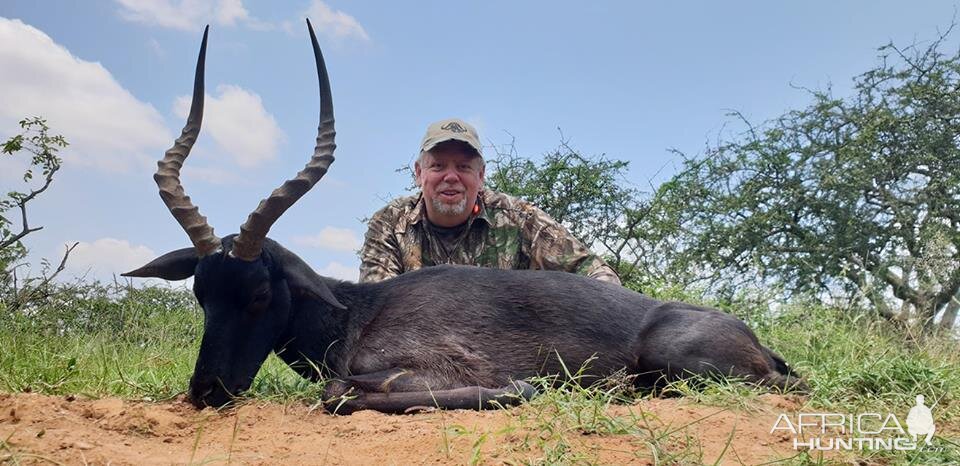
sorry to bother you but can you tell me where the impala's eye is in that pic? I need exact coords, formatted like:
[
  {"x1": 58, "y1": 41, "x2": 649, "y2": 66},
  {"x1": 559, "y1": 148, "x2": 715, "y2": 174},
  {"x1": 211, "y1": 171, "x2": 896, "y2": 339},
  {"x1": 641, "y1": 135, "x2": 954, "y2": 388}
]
[{"x1": 247, "y1": 282, "x2": 272, "y2": 311}]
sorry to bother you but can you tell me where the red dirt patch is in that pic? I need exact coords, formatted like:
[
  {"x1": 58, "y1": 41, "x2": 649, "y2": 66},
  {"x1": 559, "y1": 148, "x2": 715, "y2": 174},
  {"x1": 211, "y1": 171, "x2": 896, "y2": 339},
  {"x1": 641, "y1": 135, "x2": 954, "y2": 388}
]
[{"x1": 0, "y1": 392, "x2": 835, "y2": 464}]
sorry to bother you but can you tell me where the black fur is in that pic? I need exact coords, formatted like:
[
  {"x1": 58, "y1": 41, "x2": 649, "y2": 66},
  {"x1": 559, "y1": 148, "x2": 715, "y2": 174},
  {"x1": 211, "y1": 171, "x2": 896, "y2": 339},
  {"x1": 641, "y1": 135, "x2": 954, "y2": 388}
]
[{"x1": 124, "y1": 236, "x2": 806, "y2": 413}]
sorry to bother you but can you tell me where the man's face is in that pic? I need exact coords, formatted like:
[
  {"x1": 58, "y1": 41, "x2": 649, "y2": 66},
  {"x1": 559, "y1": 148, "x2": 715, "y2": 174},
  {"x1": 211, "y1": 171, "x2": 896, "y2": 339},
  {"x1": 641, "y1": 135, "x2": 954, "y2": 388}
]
[{"x1": 415, "y1": 142, "x2": 485, "y2": 227}]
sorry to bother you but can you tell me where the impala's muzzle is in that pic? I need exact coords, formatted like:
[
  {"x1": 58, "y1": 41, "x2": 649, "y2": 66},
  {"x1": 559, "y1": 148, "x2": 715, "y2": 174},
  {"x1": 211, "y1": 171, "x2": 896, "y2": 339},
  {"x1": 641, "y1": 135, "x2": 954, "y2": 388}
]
[{"x1": 188, "y1": 374, "x2": 251, "y2": 408}]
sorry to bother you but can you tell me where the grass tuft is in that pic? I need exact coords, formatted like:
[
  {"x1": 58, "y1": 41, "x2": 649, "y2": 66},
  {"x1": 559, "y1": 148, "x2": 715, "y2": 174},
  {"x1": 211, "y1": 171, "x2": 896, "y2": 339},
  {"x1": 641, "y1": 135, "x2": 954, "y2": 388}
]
[{"x1": 1, "y1": 281, "x2": 958, "y2": 464}]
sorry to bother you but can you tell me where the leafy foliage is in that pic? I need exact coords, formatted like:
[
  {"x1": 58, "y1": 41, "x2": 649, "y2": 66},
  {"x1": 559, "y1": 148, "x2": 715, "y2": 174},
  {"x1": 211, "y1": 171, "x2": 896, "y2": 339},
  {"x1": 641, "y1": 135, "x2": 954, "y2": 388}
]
[
  {"x1": 646, "y1": 34, "x2": 960, "y2": 328},
  {"x1": 487, "y1": 33, "x2": 960, "y2": 331},
  {"x1": 486, "y1": 140, "x2": 676, "y2": 292},
  {"x1": 1, "y1": 117, "x2": 70, "y2": 308},
  {"x1": 486, "y1": 139, "x2": 636, "y2": 250}
]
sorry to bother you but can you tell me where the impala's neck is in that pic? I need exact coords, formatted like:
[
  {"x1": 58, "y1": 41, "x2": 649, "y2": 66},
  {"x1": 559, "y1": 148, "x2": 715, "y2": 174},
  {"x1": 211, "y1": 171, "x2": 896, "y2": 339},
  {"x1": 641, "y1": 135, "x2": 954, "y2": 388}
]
[{"x1": 272, "y1": 280, "x2": 377, "y2": 381}]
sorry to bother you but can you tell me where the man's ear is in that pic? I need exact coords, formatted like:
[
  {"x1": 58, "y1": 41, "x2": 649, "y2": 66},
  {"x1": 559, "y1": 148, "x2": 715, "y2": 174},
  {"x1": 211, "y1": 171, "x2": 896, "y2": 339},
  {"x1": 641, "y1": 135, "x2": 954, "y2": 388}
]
[
  {"x1": 413, "y1": 158, "x2": 423, "y2": 187},
  {"x1": 121, "y1": 247, "x2": 198, "y2": 281}
]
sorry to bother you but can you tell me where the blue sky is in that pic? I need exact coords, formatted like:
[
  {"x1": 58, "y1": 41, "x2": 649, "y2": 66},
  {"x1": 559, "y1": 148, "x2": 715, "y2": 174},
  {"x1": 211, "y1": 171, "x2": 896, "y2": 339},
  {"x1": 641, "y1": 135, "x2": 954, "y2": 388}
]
[{"x1": 0, "y1": 1, "x2": 956, "y2": 285}]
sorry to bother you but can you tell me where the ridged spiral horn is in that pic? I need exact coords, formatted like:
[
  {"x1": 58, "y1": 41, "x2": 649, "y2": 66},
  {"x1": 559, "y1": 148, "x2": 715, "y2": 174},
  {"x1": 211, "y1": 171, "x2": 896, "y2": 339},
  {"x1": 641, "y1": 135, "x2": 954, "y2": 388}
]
[
  {"x1": 230, "y1": 19, "x2": 336, "y2": 261},
  {"x1": 154, "y1": 25, "x2": 221, "y2": 257}
]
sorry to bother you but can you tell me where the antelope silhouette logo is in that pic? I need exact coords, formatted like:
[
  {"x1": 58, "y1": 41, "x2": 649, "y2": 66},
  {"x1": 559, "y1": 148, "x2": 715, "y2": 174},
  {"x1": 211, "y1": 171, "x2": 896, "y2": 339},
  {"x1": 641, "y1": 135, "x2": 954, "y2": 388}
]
[
  {"x1": 441, "y1": 122, "x2": 467, "y2": 133},
  {"x1": 906, "y1": 394, "x2": 936, "y2": 445}
]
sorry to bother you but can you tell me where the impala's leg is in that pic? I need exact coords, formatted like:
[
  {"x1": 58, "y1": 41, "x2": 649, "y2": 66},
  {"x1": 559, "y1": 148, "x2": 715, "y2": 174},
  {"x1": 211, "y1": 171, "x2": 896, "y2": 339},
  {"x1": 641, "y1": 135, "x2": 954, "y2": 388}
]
[{"x1": 323, "y1": 368, "x2": 537, "y2": 414}]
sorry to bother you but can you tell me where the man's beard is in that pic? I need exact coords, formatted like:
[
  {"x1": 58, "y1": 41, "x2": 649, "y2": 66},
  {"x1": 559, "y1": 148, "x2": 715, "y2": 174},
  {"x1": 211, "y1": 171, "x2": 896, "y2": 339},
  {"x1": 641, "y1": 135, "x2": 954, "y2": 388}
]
[{"x1": 431, "y1": 197, "x2": 467, "y2": 215}]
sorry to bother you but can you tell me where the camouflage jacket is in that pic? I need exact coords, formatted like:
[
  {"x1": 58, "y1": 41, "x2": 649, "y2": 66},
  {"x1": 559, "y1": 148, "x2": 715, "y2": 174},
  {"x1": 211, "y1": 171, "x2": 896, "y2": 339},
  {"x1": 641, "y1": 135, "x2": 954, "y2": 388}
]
[{"x1": 359, "y1": 190, "x2": 621, "y2": 285}]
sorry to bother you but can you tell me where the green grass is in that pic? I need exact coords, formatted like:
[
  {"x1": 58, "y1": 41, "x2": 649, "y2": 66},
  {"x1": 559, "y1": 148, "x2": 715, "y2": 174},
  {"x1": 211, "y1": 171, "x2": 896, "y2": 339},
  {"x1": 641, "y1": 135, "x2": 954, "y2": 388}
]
[
  {"x1": 0, "y1": 285, "x2": 197, "y2": 399},
  {"x1": 1, "y1": 282, "x2": 958, "y2": 464},
  {"x1": 760, "y1": 304, "x2": 960, "y2": 465},
  {"x1": 756, "y1": 302, "x2": 960, "y2": 417},
  {"x1": 0, "y1": 284, "x2": 319, "y2": 403}
]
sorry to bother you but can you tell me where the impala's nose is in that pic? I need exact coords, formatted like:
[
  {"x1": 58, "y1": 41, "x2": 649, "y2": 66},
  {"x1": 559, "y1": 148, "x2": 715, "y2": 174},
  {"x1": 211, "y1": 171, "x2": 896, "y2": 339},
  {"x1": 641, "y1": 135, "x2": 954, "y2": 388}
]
[{"x1": 188, "y1": 375, "x2": 243, "y2": 408}]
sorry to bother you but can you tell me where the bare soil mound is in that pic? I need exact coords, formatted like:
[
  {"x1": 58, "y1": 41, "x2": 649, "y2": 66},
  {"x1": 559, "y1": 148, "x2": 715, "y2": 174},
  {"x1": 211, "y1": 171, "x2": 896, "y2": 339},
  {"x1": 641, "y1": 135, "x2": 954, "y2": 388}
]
[{"x1": 0, "y1": 392, "x2": 818, "y2": 464}]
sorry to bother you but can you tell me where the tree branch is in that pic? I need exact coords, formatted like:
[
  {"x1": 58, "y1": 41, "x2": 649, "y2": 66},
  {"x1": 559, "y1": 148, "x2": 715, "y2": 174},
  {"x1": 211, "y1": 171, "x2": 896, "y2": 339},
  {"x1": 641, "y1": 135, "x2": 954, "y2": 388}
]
[
  {"x1": 0, "y1": 167, "x2": 56, "y2": 250},
  {"x1": 8, "y1": 242, "x2": 78, "y2": 312},
  {"x1": 939, "y1": 293, "x2": 960, "y2": 330}
]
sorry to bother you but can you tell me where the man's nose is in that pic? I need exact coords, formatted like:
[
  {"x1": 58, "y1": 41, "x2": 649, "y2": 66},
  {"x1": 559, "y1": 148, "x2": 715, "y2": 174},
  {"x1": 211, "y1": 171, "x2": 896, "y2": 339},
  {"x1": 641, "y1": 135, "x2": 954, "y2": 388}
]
[{"x1": 441, "y1": 169, "x2": 459, "y2": 183}]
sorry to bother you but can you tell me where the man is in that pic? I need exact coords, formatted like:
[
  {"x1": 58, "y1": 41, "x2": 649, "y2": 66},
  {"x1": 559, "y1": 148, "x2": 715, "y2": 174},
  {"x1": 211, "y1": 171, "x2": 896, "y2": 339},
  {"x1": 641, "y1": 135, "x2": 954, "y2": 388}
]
[{"x1": 359, "y1": 118, "x2": 621, "y2": 285}]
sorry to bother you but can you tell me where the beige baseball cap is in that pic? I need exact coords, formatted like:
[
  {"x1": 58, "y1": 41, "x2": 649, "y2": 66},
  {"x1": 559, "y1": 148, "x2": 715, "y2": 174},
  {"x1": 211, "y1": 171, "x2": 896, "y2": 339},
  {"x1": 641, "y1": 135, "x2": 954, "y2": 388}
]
[{"x1": 419, "y1": 118, "x2": 482, "y2": 156}]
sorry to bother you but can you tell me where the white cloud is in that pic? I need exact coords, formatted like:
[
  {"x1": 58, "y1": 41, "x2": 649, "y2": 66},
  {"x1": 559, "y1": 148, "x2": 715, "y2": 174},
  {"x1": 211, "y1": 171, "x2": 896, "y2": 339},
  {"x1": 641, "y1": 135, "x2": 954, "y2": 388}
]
[
  {"x1": 115, "y1": 0, "x2": 368, "y2": 42},
  {"x1": 114, "y1": 0, "x2": 258, "y2": 31},
  {"x1": 63, "y1": 238, "x2": 157, "y2": 281},
  {"x1": 174, "y1": 84, "x2": 284, "y2": 168},
  {"x1": 317, "y1": 261, "x2": 359, "y2": 281},
  {"x1": 115, "y1": 0, "x2": 193, "y2": 30},
  {"x1": 292, "y1": 227, "x2": 360, "y2": 252},
  {"x1": 0, "y1": 18, "x2": 171, "y2": 173},
  {"x1": 215, "y1": 0, "x2": 250, "y2": 26},
  {"x1": 303, "y1": 0, "x2": 370, "y2": 42},
  {"x1": 148, "y1": 37, "x2": 165, "y2": 57}
]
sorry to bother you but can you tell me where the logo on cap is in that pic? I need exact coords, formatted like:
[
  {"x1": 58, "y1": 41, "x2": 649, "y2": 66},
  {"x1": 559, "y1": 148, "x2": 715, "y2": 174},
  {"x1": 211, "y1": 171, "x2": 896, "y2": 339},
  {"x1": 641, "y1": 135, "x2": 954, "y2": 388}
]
[{"x1": 441, "y1": 122, "x2": 468, "y2": 133}]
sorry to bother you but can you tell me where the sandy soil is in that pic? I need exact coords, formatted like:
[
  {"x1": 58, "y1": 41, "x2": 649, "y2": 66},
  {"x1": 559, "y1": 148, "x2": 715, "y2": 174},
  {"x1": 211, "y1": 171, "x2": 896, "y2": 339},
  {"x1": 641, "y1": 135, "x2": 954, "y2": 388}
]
[{"x1": 0, "y1": 392, "x2": 825, "y2": 465}]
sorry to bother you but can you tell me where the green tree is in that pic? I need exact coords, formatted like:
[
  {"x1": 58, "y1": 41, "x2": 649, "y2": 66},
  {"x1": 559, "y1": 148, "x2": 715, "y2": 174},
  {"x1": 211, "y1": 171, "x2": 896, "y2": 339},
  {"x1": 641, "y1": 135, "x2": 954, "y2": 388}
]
[
  {"x1": 487, "y1": 138, "x2": 726, "y2": 293},
  {"x1": 646, "y1": 34, "x2": 960, "y2": 330},
  {"x1": 1, "y1": 117, "x2": 70, "y2": 299},
  {"x1": 486, "y1": 139, "x2": 636, "y2": 249}
]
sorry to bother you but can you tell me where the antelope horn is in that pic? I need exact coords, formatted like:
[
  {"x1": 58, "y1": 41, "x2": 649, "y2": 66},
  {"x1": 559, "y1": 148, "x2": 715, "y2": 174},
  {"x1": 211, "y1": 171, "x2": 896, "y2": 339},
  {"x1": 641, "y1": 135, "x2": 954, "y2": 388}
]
[
  {"x1": 231, "y1": 18, "x2": 335, "y2": 261},
  {"x1": 155, "y1": 25, "x2": 221, "y2": 257}
]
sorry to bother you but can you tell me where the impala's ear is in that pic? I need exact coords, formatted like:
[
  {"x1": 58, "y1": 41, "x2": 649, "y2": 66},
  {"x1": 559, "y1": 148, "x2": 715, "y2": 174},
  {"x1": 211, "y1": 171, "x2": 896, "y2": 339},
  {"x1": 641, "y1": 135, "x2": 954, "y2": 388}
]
[
  {"x1": 269, "y1": 242, "x2": 346, "y2": 310},
  {"x1": 121, "y1": 247, "x2": 198, "y2": 281},
  {"x1": 284, "y1": 261, "x2": 347, "y2": 310}
]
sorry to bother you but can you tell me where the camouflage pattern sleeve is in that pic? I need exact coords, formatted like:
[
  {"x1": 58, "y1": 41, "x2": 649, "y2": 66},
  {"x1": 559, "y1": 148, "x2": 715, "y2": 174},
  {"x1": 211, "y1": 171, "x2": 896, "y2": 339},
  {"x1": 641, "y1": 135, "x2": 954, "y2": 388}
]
[
  {"x1": 359, "y1": 203, "x2": 404, "y2": 283},
  {"x1": 521, "y1": 204, "x2": 622, "y2": 285},
  {"x1": 584, "y1": 261, "x2": 622, "y2": 285}
]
